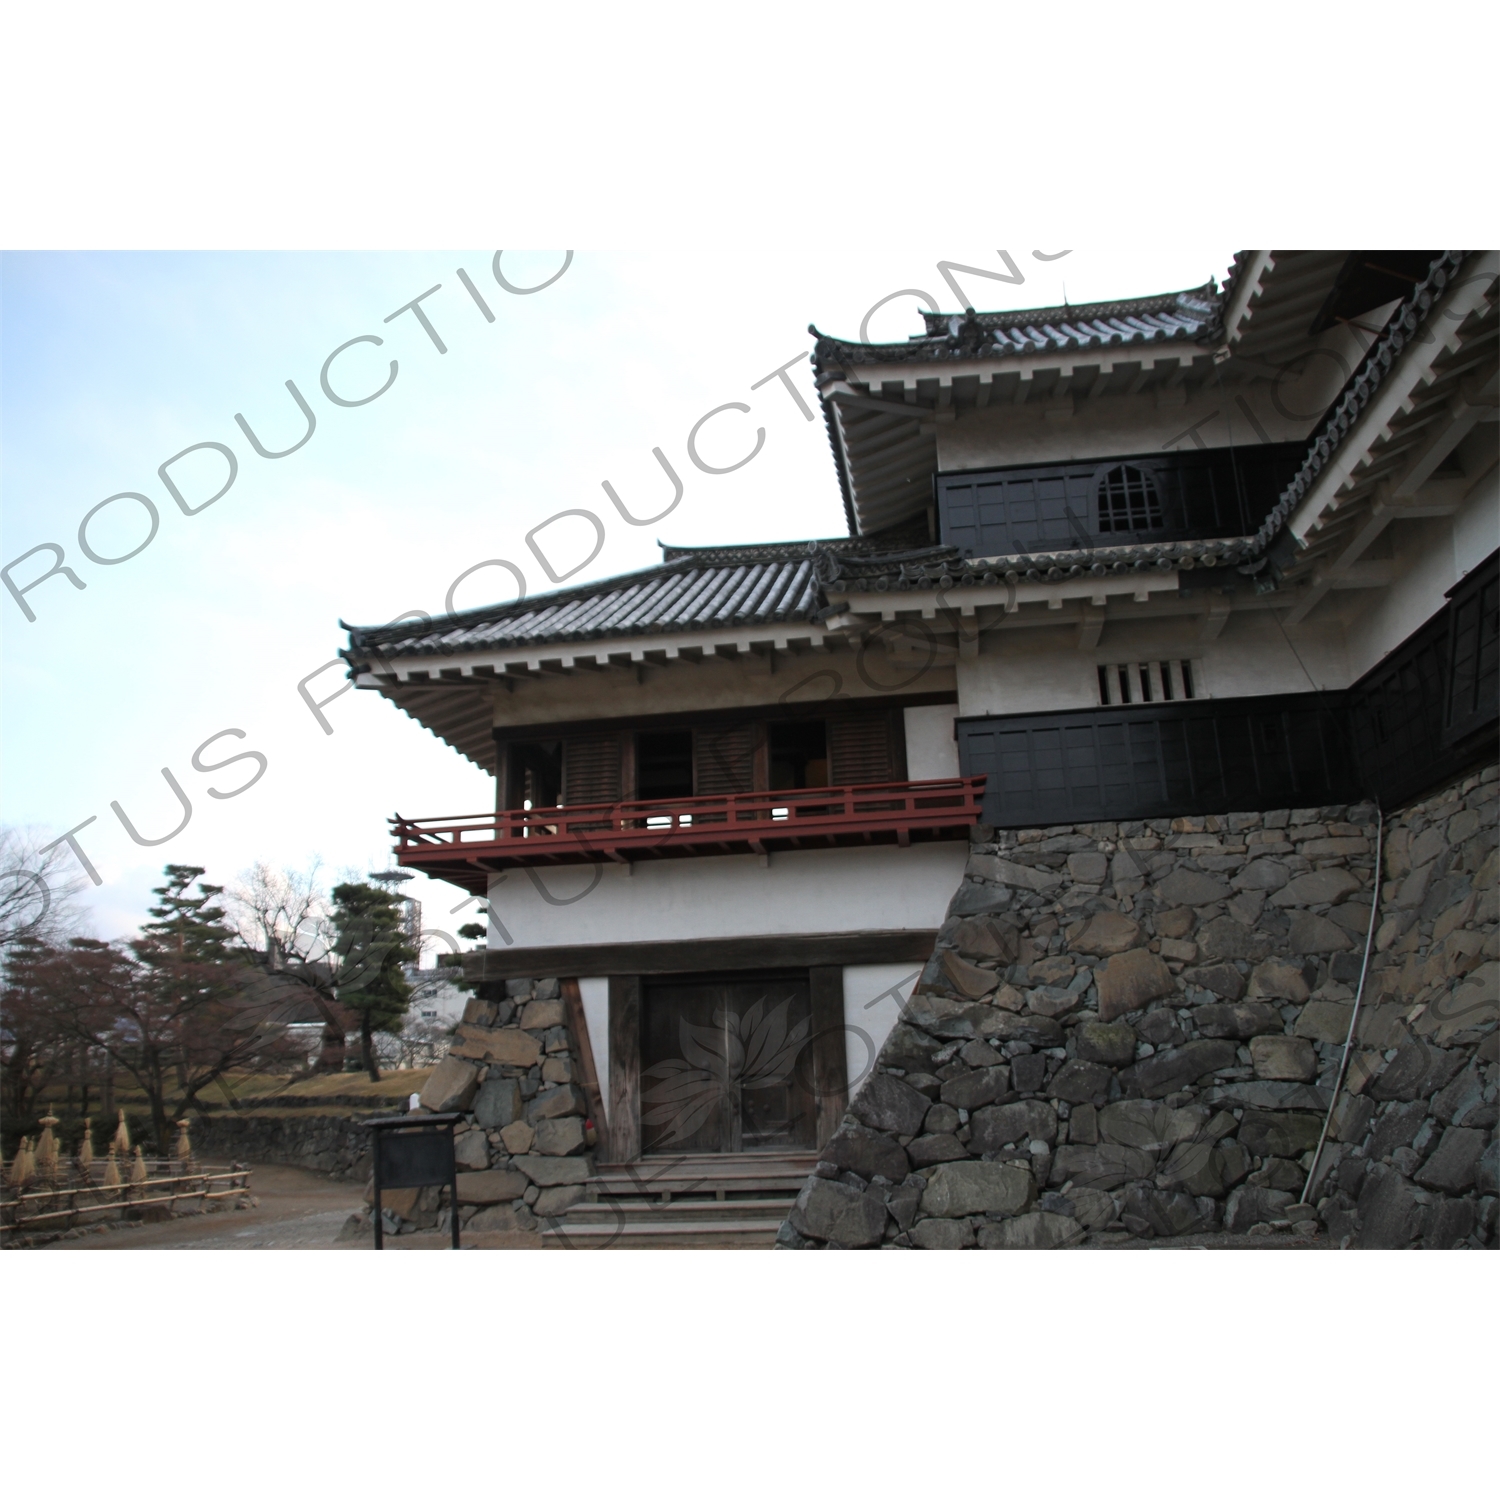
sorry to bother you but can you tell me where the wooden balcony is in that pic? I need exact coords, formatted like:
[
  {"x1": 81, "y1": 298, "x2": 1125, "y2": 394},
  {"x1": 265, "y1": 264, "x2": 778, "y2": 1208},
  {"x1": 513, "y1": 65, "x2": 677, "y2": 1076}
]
[{"x1": 391, "y1": 776, "x2": 987, "y2": 893}]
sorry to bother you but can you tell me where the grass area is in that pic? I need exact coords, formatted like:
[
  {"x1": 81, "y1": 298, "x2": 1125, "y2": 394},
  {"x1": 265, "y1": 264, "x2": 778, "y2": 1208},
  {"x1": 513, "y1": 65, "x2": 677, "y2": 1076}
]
[{"x1": 31, "y1": 1067, "x2": 434, "y2": 1113}]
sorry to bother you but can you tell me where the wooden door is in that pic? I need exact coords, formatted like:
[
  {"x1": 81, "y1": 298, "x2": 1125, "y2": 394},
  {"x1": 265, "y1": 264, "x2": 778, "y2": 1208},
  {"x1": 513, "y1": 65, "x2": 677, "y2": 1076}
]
[{"x1": 639, "y1": 971, "x2": 817, "y2": 1155}]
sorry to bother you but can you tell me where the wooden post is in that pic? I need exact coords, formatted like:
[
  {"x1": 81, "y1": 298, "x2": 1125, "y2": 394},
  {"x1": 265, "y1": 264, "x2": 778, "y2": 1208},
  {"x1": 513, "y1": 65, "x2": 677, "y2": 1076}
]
[
  {"x1": 560, "y1": 979, "x2": 607, "y2": 1145},
  {"x1": 808, "y1": 967, "x2": 850, "y2": 1149},
  {"x1": 606, "y1": 975, "x2": 641, "y2": 1163}
]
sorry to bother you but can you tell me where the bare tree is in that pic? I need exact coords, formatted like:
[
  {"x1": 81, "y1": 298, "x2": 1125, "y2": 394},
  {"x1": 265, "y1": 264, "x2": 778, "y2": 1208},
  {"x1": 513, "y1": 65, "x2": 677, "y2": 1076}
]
[
  {"x1": 0, "y1": 826, "x2": 90, "y2": 952},
  {"x1": 226, "y1": 862, "x2": 359, "y2": 1072}
]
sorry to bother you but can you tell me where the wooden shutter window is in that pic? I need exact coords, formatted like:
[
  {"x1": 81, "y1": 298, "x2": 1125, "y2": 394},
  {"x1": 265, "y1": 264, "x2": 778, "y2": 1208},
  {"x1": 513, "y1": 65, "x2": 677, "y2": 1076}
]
[
  {"x1": 694, "y1": 722, "x2": 755, "y2": 796},
  {"x1": 828, "y1": 712, "x2": 898, "y2": 785},
  {"x1": 563, "y1": 735, "x2": 622, "y2": 807}
]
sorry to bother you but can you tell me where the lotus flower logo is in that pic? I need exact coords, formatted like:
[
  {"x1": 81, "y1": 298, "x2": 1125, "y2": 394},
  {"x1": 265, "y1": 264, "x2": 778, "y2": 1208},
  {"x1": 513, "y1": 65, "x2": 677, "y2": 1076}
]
[{"x1": 640, "y1": 995, "x2": 812, "y2": 1147}]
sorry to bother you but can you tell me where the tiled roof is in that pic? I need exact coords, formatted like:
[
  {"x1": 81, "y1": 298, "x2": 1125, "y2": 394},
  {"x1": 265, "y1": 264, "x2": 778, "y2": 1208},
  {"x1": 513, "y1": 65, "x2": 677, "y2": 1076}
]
[
  {"x1": 346, "y1": 544, "x2": 833, "y2": 659},
  {"x1": 810, "y1": 284, "x2": 1220, "y2": 372},
  {"x1": 1254, "y1": 251, "x2": 1469, "y2": 553}
]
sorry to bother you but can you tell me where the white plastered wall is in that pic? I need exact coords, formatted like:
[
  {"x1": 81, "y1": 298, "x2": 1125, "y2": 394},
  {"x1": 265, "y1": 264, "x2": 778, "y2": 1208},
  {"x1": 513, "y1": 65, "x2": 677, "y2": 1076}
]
[
  {"x1": 903, "y1": 703, "x2": 960, "y2": 778},
  {"x1": 486, "y1": 842, "x2": 968, "y2": 952},
  {"x1": 842, "y1": 964, "x2": 921, "y2": 1100},
  {"x1": 1343, "y1": 465, "x2": 1499, "y2": 682},
  {"x1": 578, "y1": 976, "x2": 610, "y2": 1125}
]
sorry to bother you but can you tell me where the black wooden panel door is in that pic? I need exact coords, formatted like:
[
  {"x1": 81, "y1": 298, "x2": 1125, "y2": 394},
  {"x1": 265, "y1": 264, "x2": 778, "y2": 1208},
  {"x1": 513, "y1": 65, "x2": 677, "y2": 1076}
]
[{"x1": 639, "y1": 971, "x2": 816, "y2": 1155}]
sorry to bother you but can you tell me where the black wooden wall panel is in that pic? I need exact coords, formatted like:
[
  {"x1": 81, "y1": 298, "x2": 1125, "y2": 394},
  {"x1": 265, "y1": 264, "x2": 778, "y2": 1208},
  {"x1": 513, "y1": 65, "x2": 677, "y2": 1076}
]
[
  {"x1": 958, "y1": 694, "x2": 1359, "y2": 827},
  {"x1": 936, "y1": 442, "x2": 1306, "y2": 557}
]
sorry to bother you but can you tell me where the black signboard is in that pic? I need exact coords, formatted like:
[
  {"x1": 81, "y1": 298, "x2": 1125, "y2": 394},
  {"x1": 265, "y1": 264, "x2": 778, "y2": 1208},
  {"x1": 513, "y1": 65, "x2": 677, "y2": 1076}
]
[{"x1": 365, "y1": 1112, "x2": 463, "y2": 1250}]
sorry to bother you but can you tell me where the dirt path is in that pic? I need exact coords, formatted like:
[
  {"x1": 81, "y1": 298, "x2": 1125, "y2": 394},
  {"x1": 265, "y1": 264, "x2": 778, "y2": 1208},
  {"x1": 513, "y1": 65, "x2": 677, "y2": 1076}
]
[{"x1": 47, "y1": 1161, "x2": 367, "y2": 1251}]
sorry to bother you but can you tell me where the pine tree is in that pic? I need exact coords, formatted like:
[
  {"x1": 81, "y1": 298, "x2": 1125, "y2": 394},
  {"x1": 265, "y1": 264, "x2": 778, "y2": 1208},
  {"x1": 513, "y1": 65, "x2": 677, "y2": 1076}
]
[{"x1": 330, "y1": 883, "x2": 416, "y2": 1082}]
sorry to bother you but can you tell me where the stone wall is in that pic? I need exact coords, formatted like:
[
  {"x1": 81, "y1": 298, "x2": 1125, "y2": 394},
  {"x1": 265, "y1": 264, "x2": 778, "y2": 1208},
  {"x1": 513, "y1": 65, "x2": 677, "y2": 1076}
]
[
  {"x1": 780, "y1": 767, "x2": 1499, "y2": 1250},
  {"x1": 347, "y1": 977, "x2": 594, "y2": 1238},
  {"x1": 189, "y1": 1111, "x2": 375, "y2": 1177}
]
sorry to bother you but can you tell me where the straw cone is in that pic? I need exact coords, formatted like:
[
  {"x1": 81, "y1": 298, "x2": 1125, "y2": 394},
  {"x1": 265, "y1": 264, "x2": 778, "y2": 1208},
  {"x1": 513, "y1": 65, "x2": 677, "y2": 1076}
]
[
  {"x1": 78, "y1": 1122, "x2": 95, "y2": 1172},
  {"x1": 35, "y1": 1112, "x2": 60, "y2": 1174},
  {"x1": 102, "y1": 1148, "x2": 122, "y2": 1188},
  {"x1": 130, "y1": 1145, "x2": 149, "y2": 1185},
  {"x1": 175, "y1": 1118, "x2": 193, "y2": 1165},
  {"x1": 112, "y1": 1108, "x2": 131, "y2": 1158},
  {"x1": 8, "y1": 1138, "x2": 35, "y2": 1190}
]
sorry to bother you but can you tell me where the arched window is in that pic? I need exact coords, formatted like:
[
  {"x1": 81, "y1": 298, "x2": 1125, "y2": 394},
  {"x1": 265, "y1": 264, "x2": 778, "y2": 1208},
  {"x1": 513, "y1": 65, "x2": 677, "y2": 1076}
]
[{"x1": 1095, "y1": 463, "x2": 1164, "y2": 533}]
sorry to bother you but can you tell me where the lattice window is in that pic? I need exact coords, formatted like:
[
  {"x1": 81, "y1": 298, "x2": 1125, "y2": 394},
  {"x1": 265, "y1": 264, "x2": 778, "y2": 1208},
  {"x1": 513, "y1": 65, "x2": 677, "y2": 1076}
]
[
  {"x1": 1095, "y1": 463, "x2": 1164, "y2": 534},
  {"x1": 1097, "y1": 660, "x2": 1200, "y2": 706}
]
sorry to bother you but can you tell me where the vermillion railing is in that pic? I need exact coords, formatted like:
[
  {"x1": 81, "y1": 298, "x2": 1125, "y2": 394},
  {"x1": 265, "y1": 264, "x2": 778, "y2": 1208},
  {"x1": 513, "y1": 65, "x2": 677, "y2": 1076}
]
[{"x1": 390, "y1": 775, "x2": 986, "y2": 877}]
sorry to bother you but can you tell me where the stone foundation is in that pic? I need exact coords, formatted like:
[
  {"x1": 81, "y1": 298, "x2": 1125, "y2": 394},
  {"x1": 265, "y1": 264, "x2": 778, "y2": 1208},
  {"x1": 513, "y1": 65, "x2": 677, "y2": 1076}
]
[
  {"x1": 350, "y1": 977, "x2": 594, "y2": 1238},
  {"x1": 781, "y1": 766, "x2": 1499, "y2": 1250}
]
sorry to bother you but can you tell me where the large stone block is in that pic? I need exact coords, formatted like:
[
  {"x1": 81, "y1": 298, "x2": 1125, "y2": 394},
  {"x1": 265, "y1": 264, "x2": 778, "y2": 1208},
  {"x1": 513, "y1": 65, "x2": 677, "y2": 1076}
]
[
  {"x1": 472, "y1": 1077, "x2": 525, "y2": 1130},
  {"x1": 1119, "y1": 1184, "x2": 1211, "y2": 1237},
  {"x1": 532, "y1": 1184, "x2": 586, "y2": 1218},
  {"x1": 1096, "y1": 949, "x2": 1176, "y2": 1021},
  {"x1": 940, "y1": 949, "x2": 1000, "y2": 999},
  {"x1": 1288, "y1": 911, "x2": 1354, "y2": 955},
  {"x1": 1412, "y1": 962, "x2": 1499, "y2": 1044},
  {"x1": 452, "y1": 1024, "x2": 542, "y2": 1067},
  {"x1": 1119, "y1": 1039, "x2": 1238, "y2": 1099},
  {"x1": 979, "y1": 1011, "x2": 1065, "y2": 1048},
  {"x1": 789, "y1": 1178, "x2": 886, "y2": 1246},
  {"x1": 851, "y1": 1073, "x2": 931, "y2": 1136},
  {"x1": 1156, "y1": 869, "x2": 1232, "y2": 907},
  {"x1": 1413, "y1": 1127, "x2": 1488, "y2": 1193},
  {"x1": 920, "y1": 1160, "x2": 1035, "y2": 1218},
  {"x1": 1368, "y1": 1040, "x2": 1466, "y2": 1103},
  {"x1": 1223, "y1": 1184, "x2": 1294, "y2": 1232},
  {"x1": 1197, "y1": 917, "x2": 1272, "y2": 963},
  {"x1": 1067, "y1": 851, "x2": 1109, "y2": 884},
  {"x1": 1158, "y1": 1140, "x2": 1227, "y2": 1197},
  {"x1": 419, "y1": 1056, "x2": 481, "y2": 1113},
  {"x1": 1431, "y1": 1064, "x2": 1491, "y2": 1128},
  {"x1": 455, "y1": 1169, "x2": 528, "y2": 1205},
  {"x1": 1354, "y1": 1168, "x2": 1427, "y2": 1248},
  {"x1": 968, "y1": 855, "x2": 1062, "y2": 892},
  {"x1": 1250, "y1": 1035, "x2": 1318, "y2": 1082},
  {"x1": 1065, "y1": 1186, "x2": 1116, "y2": 1228},
  {"x1": 939, "y1": 1066, "x2": 1012, "y2": 1111},
  {"x1": 910, "y1": 1217, "x2": 976, "y2": 1249},
  {"x1": 519, "y1": 998, "x2": 566, "y2": 1031},
  {"x1": 951, "y1": 913, "x2": 1021, "y2": 963},
  {"x1": 1074, "y1": 1020, "x2": 1137, "y2": 1066},
  {"x1": 1195, "y1": 1003, "x2": 1282, "y2": 1040},
  {"x1": 1069, "y1": 911, "x2": 1142, "y2": 956},
  {"x1": 969, "y1": 1099, "x2": 1058, "y2": 1151},
  {"x1": 453, "y1": 1130, "x2": 490, "y2": 1170},
  {"x1": 977, "y1": 1210, "x2": 1085, "y2": 1249},
  {"x1": 1048, "y1": 1143, "x2": 1153, "y2": 1191},
  {"x1": 527, "y1": 1084, "x2": 587, "y2": 1121},
  {"x1": 1237, "y1": 1110, "x2": 1323, "y2": 1158},
  {"x1": 1295, "y1": 1000, "x2": 1354, "y2": 1044},
  {"x1": 825, "y1": 1124, "x2": 911, "y2": 1183},
  {"x1": 882, "y1": 1023, "x2": 942, "y2": 1072},
  {"x1": 1247, "y1": 957, "x2": 1310, "y2": 1003},
  {"x1": 1047, "y1": 1060, "x2": 1114, "y2": 1106},
  {"x1": 466, "y1": 1203, "x2": 531, "y2": 1233},
  {"x1": 1202, "y1": 1080, "x2": 1329, "y2": 1112},
  {"x1": 1271, "y1": 868, "x2": 1362, "y2": 907},
  {"x1": 514, "y1": 1154, "x2": 592, "y2": 1186},
  {"x1": 499, "y1": 1120, "x2": 535, "y2": 1155},
  {"x1": 908, "y1": 1133, "x2": 969, "y2": 1168},
  {"x1": 533, "y1": 1116, "x2": 587, "y2": 1156},
  {"x1": 1181, "y1": 964, "x2": 1246, "y2": 1001},
  {"x1": 1232, "y1": 859, "x2": 1289, "y2": 892},
  {"x1": 1098, "y1": 1099, "x2": 1194, "y2": 1152}
]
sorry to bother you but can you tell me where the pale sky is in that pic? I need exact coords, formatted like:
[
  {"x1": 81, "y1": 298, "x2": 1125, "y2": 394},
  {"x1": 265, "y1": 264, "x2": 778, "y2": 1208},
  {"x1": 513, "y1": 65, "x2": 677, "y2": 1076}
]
[{"x1": 2, "y1": 247, "x2": 1235, "y2": 944}]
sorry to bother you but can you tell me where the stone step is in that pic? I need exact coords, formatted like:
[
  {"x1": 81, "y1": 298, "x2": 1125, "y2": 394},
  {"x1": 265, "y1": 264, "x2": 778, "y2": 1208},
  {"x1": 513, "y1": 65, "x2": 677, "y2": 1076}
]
[
  {"x1": 561, "y1": 1196, "x2": 795, "y2": 1225},
  {"x1": 584, "y1": 1152, "x2": 817, "y2": 1200},
  {"x1": 541, "y1": 1216, "x2": 785, "y2": 1249}
]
